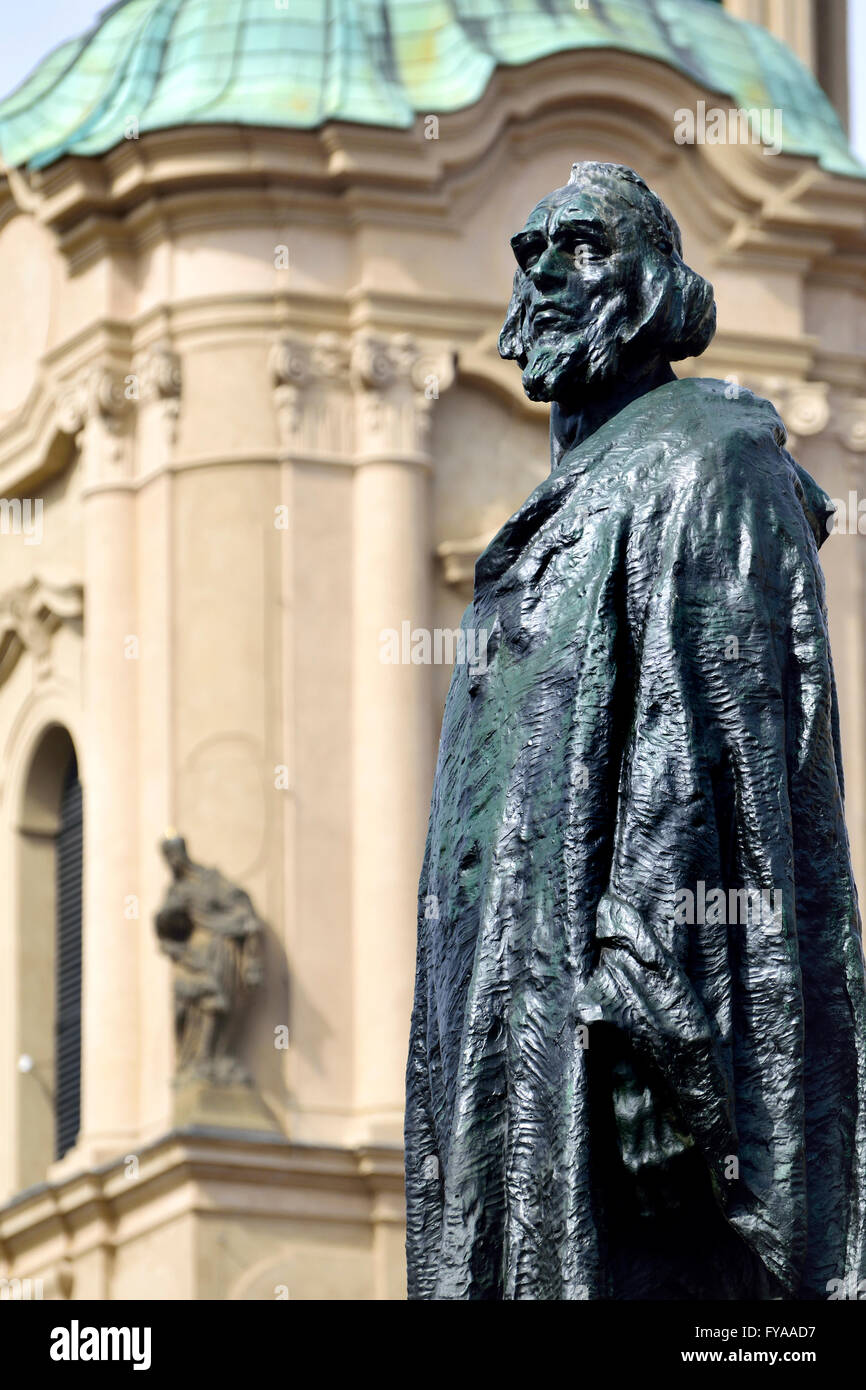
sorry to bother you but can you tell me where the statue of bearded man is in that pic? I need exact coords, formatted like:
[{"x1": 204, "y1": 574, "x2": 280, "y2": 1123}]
[{"x1": 405, "y1": 161, "x2": 866, "y2": 1301}]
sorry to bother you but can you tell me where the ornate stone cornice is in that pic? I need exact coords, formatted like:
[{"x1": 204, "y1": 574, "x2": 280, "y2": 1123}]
[
  {"x1": 13, "y1": 47, "x2": 865, "y2": 291},
  {"x1": 0, "y1": 575, "x2": 83, "y2": 686},
  {"x1": 0, "y1": 1130, "x2": 403, "y2": 1300}
]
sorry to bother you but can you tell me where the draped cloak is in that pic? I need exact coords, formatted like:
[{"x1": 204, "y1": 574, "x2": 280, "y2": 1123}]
[{"x1": 405, "y1": 376, "x2": 866, "y2": 1300}]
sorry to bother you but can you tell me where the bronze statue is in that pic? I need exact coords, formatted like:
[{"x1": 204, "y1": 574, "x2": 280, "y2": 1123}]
[
  {"x1": 405, "y1": 162, "x2": 866, "y2": 1300},
  {"x1": 155, "y1": 834, "x2": 264, "y2": 1085}
]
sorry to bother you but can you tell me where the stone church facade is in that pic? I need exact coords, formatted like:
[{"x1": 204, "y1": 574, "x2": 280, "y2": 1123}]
[{"x1": 0, "y1": 0, "x2": 863, "y2": 1298}]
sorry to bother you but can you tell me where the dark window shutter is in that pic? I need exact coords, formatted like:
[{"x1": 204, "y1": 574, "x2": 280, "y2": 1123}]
[{"x1": 55, "y1": 751, "x2": 82, "y2": 1161}]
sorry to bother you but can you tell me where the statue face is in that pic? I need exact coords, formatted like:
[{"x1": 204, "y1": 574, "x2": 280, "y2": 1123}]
[
  {"x1": 508, "y1": 181, "x2": 647, "y2": 403},
  {"x1": 500, "y1": 164, "x2": 715, "y2": 414}
]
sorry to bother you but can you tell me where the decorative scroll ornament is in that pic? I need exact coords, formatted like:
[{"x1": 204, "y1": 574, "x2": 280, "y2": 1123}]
[
  {"x1": 55, "y1": 365, "x2": 135, "y2": 475},
  {"x1": 269, "y1": 337, "x2": 311, "y2": 450},
  {"x1": 311, "y1": 332, "x2": 350, "y2": 379},
  {"x1": 56, "y1": 368, "x2": 132, "y2": 436},
  {"x1": 137, "y1": 344, "x2": 183, "y2": 450},
  {"x1": 350, "y1": 332, "x2": 396, "y2": 391},
  {"x1": 0, "y1": 574, "x2": 83, "y2": 685},
  {"x1": 269, "y1": 337, "x2": 311, "y2": 390},
  {"x1": 140, "y1": 344, "x2": 182, "y2": 401}
]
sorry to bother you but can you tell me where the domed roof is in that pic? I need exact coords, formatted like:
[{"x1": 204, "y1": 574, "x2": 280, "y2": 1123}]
[{"x1": 0, "y1": 0, "x2": 860, "y2": 176}]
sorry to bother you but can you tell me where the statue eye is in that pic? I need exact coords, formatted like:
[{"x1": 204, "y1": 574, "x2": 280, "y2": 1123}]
[
  {"x1": 571, "y1": 241, "x2": 602, "y2": 268},
  {"x1": 510, "y1": 232, "x2": 546, "y2": 272}
]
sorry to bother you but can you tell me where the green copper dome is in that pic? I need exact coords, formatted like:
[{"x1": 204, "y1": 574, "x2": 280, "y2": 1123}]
[{"x1": 0, "y1": 0, "x2": 860, "y2": 176}]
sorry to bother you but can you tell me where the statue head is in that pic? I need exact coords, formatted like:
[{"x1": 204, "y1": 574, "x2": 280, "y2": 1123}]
[
  {"x1": 160, "y1": 833, "x2": 191, "y2": 877},
  {"x1": 499, "y1": 162, "x2": 715, "y2": 405}
]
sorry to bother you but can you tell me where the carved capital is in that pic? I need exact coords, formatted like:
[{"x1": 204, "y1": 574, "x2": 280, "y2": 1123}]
[
  {"x1": 350, "y1": 333, "x2": 396, "y2": 392},
  {"x1": 350, "y1": 332, "x2": 455, "y2": 397},
  {"x1": 311, "y1": 332, "x2": 350, "y2": 380},
  {"x1": 350, "y1": 331, "x2": 456, "y2": 458},
  {"x1": 269, "y1": 330, "x2": 454, "y2": 460},
  {"x1": 90, "y1": 369, "x2": 133, "y2": 430},
  {"x1": 271, "y1": 336, "x2": 310, "y2": 451},
  {"x1": 269, "y1": 336, "x2": 312, "y2": 391},
  {"x1": 139, "y1": 344, "x2": 182, "y2": 401},
  {"x1": 136, "y1": 344, "x2": 182, "y2": 451},
  {"x1": 58, "y1": 368, "x2": 133, "y2": 436},
  {"x1": 55, "y1": 365, "x2": 135, "y2": 477}
]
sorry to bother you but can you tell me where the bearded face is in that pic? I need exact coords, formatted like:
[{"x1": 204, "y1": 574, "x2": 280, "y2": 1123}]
[{"x1": 499, "y1": 168, "x2": 715, "y2": 406}]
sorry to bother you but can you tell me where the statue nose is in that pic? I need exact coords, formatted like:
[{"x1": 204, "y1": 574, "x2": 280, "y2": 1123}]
[{"x1": 527, "y1": 246, "x2": 566, "y2": 291}]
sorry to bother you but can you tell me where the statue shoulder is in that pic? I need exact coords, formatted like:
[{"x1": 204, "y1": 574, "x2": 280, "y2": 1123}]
[
  {"x1": 667, "y1": 375, "x2": 787, "y2": 450},
  {"x1": 653, "y1": 377, "x2": 798, "y2": 510},
  {"x1": 598, "y1": 376, "x2": 831, "y2": 560}
]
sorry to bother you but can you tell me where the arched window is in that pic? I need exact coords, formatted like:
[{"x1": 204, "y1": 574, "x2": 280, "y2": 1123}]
[
  {"x1": 17, "y1": 726, "x2": 82, "y2": 1186},
  {"x1": 54, "y1": 751, "x2": 82, "y2": 1160}
]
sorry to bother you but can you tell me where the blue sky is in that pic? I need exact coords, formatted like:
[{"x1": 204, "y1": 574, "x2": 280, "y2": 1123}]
[{"x1": 0, "y1": 0, "x2": 864, "y2": 161}]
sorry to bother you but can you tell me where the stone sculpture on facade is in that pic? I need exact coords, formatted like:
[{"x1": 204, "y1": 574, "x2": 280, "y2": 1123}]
[
  {"x1": 405, "y1": 162, "x2": 866, "y2": 1300},
  {"x1": 155, "y1": 834, "x2": 265, "y2": 1096}
]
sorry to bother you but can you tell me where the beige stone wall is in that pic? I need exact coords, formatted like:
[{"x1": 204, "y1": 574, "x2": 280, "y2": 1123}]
[{"x1": 0, "y1": 42, "x2": 864, "y2": 1297}]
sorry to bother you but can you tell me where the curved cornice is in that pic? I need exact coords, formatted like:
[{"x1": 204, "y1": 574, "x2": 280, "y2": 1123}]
[{"x1": 2, "y1": 48, "x2": 862, "y2": 290}]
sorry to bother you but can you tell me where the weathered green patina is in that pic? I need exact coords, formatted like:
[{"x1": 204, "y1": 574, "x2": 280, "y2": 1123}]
[
  {"x1": 0, "y1": 0, "x2": 860, "y2": 176},
  {"x1": 405, "y1": 161, "x2": 866, "y2": 1300}
]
